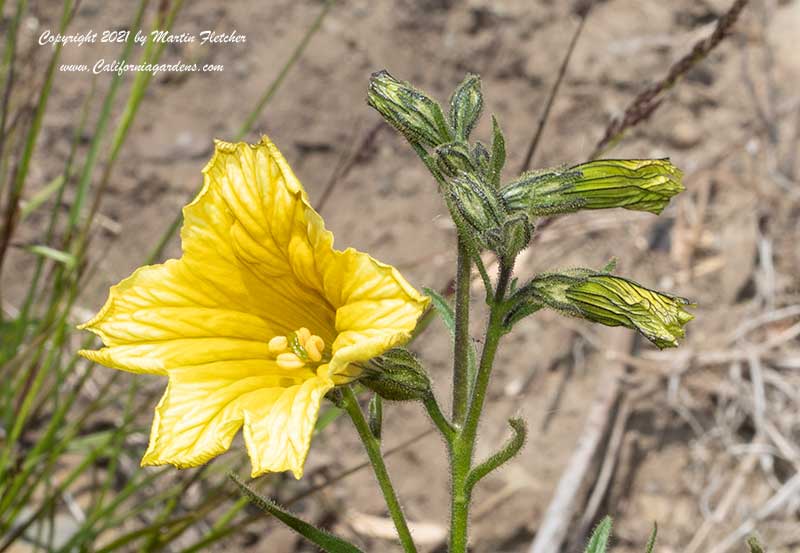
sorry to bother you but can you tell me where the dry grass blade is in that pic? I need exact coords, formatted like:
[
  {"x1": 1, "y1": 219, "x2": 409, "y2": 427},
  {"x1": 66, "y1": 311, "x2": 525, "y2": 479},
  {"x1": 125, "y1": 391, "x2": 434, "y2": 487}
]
[{"x1": 591, "y1": 0, "x2": 750, "y2": 158}]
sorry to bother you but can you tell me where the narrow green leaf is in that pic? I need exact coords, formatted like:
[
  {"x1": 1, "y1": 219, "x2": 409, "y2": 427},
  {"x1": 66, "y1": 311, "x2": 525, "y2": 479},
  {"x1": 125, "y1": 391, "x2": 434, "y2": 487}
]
[
  {"x1": 423, "y1": 287, "x2": 477, "y2": 376},
  {"x1": 585, "y1": 516, "x2": 613, "y2": 553},
  {"x1": 25, "y1": 245, "x2": 76, "y2": 269},
  {"x1": 230, "y1": 474, "x2": 365, "y2": 553},
  {"x1": 644, "y1": 522, "x2": 657, "y2": 553},
  {"x1": 315, "y1": 405, "x2": 344, "y2": 433},
  {"x1": 489, "y1": 115, "x2": 506, "y2": 187},
  {"x1": 368, "y1": 394, "x2": 383, "y2": 440},
  {"x1": 424, "y1": 287, "x2": 455, "y2": 332},
  {"x1": 19, "y1": 175, "x2": 64, "y2": 222}
]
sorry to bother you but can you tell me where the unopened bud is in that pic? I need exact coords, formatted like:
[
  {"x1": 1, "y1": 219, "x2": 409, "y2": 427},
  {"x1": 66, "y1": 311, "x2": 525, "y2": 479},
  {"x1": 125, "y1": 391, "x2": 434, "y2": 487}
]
[
  {"x1": 361, "y1": 348, "x2": 431, "y2": 401},
  {"x1": 502, "y1": 159, "x2": 684, "y2": 217},
  {"x1": 435, "y1": 141, "x2": 474, "y2": 177},
  {"x1": 450, "y1": 172, "x2": 505, "y2": 249},
  {"x1": 367, "y1": 70, "x2": 451, "y2": 148},
  {"x1": 448, "y1": 73, "x2": 483, "y2": 140},
  {"x1": 501, "y1": 213, "x2": 532, "y2": 259},
  {"x1": 517, "y1": 270, "x2": 694, "y2": 349}
]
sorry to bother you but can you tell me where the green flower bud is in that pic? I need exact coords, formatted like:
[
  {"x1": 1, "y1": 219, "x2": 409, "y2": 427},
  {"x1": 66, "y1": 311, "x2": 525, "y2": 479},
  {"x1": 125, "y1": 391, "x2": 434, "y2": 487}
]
[
  {"x1": 435, "y1": 141, "x2": 475, "y2": 177},
  {"x1": 502, "y1": 159, "x2": 684, "y2": 217},
  {"x1": 449, "y1": 172, "x2": 506, "y2": 249},
  {"x1": 448, "y1": 73, "x2": 483, "y2": 140},
  {"x1": 501, "y1": 213, "x2": 532, "y2": 259},
  {"x1": 519, "y1": 270, "x2": 694, "y2": 349},
  {"x1": 367, "y1": 70, "x2": 452, "y2": 148},
  {"x1": 361, "y1": 348, "x2": 431, "y2": 401}
]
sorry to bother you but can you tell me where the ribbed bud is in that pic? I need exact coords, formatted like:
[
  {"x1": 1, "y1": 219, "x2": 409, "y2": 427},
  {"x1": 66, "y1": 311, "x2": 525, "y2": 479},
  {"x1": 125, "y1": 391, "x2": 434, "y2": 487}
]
[
  {"x1": 502, "y1": 159, "x2": 684, "y2": 217},
  {"x1": 450, "y1": 172, "x2": 506, "y2": 250},
  {"x1": 448, "y1": 73, "x2": 483, "y2": 140},
  {"x1": 367, "y1": 70, "x2": 451, "y2": 148},
  {"x1": 361, "y1": 348, "x2": 431, "y2": 401},
  {"x1": 435, "y1": 141, "x2": 475, "y2": 177},
  {"x1": 501, "y1": 213, "x2": 532, "y2": 259},
  {"x1": 516, "y1": 270, "x2": 694, "y2": 348}
]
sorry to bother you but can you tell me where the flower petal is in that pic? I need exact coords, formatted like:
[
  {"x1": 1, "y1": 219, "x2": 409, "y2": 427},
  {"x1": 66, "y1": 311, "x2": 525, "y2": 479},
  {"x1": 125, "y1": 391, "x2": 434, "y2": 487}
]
[
  {"x1": 78, "y1": 260, "x2": 278, "y2": 375},
  {"x1": 242, "y1": 375, "x2": 333, "y2": 479},
  {"x1": 322, "y1": 248, "x2": 430, "y2": 376},
  {"x1": 142, "y1": 360, "x2": 315, "y2": 468},
  {"x1": 196, "y1": 138, "x2": 338, "y2": 341}
]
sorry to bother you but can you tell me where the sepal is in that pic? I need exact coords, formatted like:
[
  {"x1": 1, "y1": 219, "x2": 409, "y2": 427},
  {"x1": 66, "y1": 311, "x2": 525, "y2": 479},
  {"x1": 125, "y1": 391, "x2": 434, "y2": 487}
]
[{"x1": 361, "y1": 347, "x2": 431, "y2": 401}]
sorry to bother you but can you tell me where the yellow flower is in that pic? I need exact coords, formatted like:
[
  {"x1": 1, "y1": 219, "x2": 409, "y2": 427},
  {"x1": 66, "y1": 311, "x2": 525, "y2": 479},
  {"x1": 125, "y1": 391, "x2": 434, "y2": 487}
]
[{"x1": 78, "y1": 137, "x2": 429, "y2": 478}]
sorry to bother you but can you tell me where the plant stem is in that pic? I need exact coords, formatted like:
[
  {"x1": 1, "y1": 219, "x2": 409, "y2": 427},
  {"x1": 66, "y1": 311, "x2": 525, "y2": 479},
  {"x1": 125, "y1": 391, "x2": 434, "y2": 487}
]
[
  {"x1": 448, "y1": 263, "x2": 513, "y2": 553},
  {"x1": 423, "y1": 394, "x2": 455, "y2": 442},
  {"x1": 452, "y1": 238, "x2": 471, "y2": 426},
  {"x1": 341, "y1": 387, "x2": 418, "y2": 553}
]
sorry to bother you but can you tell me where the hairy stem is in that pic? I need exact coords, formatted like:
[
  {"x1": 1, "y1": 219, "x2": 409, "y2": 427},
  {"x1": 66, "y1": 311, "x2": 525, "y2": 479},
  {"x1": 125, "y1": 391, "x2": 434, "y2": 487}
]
[
  {"x1": 342, "y1": 387, "x2": 418, "y2": 553},
  {"x1": 452, "y1": 239, "x2": 471, "y2": 425},
  {"x1": 423, "y1": 394, "x2": 456, "y2": 442},
  {"x1": 448, "y1": 263, "x2": 512, "y2": 553}
]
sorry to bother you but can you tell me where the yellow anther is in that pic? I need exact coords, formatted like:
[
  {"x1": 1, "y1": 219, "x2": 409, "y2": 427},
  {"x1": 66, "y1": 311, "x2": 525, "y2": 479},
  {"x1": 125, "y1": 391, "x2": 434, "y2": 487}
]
[
  {"x1": 277, "y1": 352, "x2": 305, "y2": 370},
  {"x1": 268, "y1": 335, "x2": 289, "y2": 354},
  {"x1": 296, "y1": 327, "x2": 312, "y2": 345},
  {"x1": 305, "y1": 335, "x2": 324, "y2": 362}
]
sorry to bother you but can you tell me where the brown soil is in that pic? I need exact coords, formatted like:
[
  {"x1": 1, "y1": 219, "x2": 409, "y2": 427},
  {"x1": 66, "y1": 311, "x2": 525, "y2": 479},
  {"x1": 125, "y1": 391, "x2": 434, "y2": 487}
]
[{"x1": 6, "y1": 0, "x2": 800, "y2": 551}]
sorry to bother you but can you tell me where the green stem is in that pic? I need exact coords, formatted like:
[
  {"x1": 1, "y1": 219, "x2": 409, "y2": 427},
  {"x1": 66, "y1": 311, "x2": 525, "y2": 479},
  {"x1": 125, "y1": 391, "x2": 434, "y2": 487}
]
[
  {"x1": 451, "y1": 238, "x2": 471, "y2": 425},
  {"x1": 341, "y1": 387, "x2": 418, "y2": 553},
  {"x1": 448, "y1": 263, "x2": 513, "y2": 553},
  {"x1": 422, "y1": 394, "x2": 455, "y2": 442}
]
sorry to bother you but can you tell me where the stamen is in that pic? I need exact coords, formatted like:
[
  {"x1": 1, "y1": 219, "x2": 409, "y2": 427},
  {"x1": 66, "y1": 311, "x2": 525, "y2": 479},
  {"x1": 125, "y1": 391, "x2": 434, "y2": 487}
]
[
  {"x1": 277, "y1": 352, "x2": 305, "y2": 370},
  {"x1": 305, "y1": 335, "x2": 324, "y2": 362},
  {"x1": 296, "y1": 327, "x2": 311, "y2": 344},
  {"x1": 268, "y1": 336, "x2": 289, "y2": 354},
  {"x1": 269, "y1": 328, "x2": 328, "y2": 367}
]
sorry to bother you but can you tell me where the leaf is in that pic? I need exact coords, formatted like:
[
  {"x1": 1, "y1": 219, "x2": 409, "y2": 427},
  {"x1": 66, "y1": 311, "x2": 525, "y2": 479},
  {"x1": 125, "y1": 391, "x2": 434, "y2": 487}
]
[
  {"x1": 644, "y1": 522, "x2": 657, "y2": 553},
  {"x1": 20, "y1": 175, "x2": 64, "y2": 222},
  {"x1": 585, "y1": 516, "x2": 613, "y2": 553},
  {"x1": 423, "y1": 287, "x2": 477, "y2": 381},
  {"x1": 489, "y1": 115, "x2": 506, "y2": 187},
  {"x1": 230, "y1": 474, "x2": 366, "y2": 553},
  {"x1": 315, "y1": 405, "x2": 344, "y2": 433},
  {"x1": 368, "y1": 394, "x2": 383, "y2": 440},
  {"x1": 424, "y1": 287, "x2": 455, "y2": 330},
  {"x1": 746, "y1": 537, "x2": 765, "y2": 553},
  {"x1": 26, "y1": 244, "x2": 77, "y2": 269}
]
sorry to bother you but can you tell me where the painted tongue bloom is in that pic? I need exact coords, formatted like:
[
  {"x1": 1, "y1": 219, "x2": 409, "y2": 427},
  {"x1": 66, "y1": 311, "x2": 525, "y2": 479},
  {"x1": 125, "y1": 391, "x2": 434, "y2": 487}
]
[{"x1": 78, "y1": 137, "x2": 429, "y2": 478}]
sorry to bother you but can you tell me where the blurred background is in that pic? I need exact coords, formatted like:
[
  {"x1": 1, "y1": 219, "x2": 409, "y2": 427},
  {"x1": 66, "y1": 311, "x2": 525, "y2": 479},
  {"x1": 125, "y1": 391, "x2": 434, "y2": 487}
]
[{"x1": 2, "y1": 0, "x2": 799, "y2": 551}]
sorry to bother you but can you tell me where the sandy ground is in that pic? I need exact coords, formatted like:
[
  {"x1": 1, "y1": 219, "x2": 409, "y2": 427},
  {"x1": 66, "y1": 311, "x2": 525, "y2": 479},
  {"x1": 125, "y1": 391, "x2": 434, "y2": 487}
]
[{"x1": 6, "y1": 0, "x2": 800, "y2": 551}]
